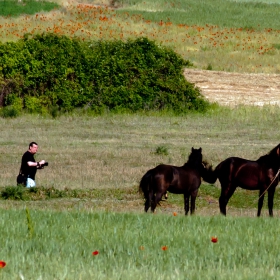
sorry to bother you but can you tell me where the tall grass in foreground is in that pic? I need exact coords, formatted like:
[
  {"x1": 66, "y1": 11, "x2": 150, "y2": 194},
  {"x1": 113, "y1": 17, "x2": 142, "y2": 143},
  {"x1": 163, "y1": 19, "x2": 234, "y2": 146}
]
[{"x1": 1, "y1": 209, "x2": 280, "y2": 279}]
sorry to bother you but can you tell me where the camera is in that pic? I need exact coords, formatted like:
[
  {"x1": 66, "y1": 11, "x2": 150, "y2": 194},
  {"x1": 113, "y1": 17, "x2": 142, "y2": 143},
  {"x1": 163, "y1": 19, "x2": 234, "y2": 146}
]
[{"x1": 38, "y1": 162, "x2": 48, "y2": 169}]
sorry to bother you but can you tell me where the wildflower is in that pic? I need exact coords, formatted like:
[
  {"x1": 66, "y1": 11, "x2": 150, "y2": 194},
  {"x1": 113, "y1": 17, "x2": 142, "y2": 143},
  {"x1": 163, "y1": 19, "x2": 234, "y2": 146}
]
[
  {"x1": 0, "y1": 261, "x2": 6, "y2": 268},
  {"x1": 92, "y1": 251, "x2": 99, "y2": 256},
  {"x1": 211, "y1": 237, "x2": 218, "y2": 243},
  {"x1": 173, "y1": 212, "x2": 177, "y2": 216},
  {"x1": 139, "y1": 246, "x2": 145, "y2": 250},
  {"x1": 161, "y1": 246, "x2": 168, "y2": 251}
]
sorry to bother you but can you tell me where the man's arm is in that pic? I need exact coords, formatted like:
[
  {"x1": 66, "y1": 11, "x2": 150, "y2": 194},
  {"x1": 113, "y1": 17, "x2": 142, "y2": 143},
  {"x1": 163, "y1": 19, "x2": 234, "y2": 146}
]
[{"x1": 27, "y1": 160, "x2": 45, "y2": 167}]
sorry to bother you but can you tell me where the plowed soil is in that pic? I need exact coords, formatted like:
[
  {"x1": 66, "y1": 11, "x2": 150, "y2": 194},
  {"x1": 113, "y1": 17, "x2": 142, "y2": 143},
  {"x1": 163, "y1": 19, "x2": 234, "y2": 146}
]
[{"x1": 184, "y1": 69, "x2": 280, "y2": 106}]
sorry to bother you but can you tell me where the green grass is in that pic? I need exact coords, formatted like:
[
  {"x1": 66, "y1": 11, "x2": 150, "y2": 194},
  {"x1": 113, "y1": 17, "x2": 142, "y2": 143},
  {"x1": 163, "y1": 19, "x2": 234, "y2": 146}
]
[
  {"x1": 1, "y1": 107, "x2": 280, "y2": 216},
  {"x1": 0, "y1": 0, "x2": 59, "y2": 17},
  {"x1": 1, "y1": 208, "x2": 280, "y2": 279},
  {"x1": 119, "y1": 0, "x2": 280, "y2": 30},
  {"x1": 1, "y1": 1, "x2": 280, "y2": 278},
  {"x1": 1, "y1": 106, "x2": 280, "y2": 190},
  {"x1": 1, "y1": 184, "x2": 280, "y2": 215}
]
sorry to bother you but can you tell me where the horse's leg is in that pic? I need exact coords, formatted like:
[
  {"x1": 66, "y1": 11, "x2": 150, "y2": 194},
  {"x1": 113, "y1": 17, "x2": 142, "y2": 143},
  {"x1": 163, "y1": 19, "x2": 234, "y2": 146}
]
[
  {"x1": 190, "y1": 190, "x2": 198, "y2": 215},
  {"x1": 144, "y1": 190, "x2": 152, "y2": 212},
  {"x1": 257, "y1": 188, "x2": 265, "y2": 217},
  {"x1": 219, "y1": 184, "x2": 236, "y2": 216},
  {"x1": 184, "y1": 193, "x2": 190, "y2": 215},
  {"x1": 219, "y1": 189, "x2": 227, "y2": 216},
  {"x1": 267, "y1": 187, "x2": 276, "y2": 217},
  {"x1": 151, "y1": 192, "x2": 163, "y2": 213}
]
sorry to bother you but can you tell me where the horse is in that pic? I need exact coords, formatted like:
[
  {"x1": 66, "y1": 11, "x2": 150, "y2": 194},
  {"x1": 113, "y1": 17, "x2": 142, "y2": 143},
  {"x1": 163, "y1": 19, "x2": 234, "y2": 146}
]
[
  {"x1": 203, "y1": 143, "x2": 280, "y2": 217},
  {"x1": 139, "y1": 147, "x2": 208, "y2": 215}
]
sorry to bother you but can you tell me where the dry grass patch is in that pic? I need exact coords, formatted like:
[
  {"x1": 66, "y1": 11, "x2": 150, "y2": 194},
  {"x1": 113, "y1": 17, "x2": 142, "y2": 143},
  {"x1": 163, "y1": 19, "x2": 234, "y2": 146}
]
[{"x1": 1, "y1": 110, "x2": 280, "y2": 191}]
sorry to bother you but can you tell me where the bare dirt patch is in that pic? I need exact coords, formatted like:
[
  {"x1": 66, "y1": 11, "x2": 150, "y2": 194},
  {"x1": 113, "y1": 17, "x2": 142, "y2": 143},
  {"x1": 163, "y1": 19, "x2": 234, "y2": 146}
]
[{"x1": 184, "y1": 69, "x2": 280, "y2": 106}]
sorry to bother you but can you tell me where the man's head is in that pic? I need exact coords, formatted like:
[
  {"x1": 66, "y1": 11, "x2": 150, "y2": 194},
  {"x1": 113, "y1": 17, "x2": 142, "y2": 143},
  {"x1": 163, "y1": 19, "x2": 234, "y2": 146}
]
[{"x1": 29, "y1": 142, "x2": 38, "y2": 154}]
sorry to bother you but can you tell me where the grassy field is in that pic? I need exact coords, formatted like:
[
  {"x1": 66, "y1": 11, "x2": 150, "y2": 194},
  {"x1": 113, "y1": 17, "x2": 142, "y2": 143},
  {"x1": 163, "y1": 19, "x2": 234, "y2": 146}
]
[
  {"x1": 2, "y1": 107, "x2": 280, "y2": 191},
  {"x1": 1, "y1": 209, "x2": 280, "y2": 279},
  {"x1": 1, "y1": 106, "x2": 280, "y2": 216},
  {"x1": 1, "y1": 1, "x2": 280, "y2": 278},
  {"x1": 0, "y1": 0, "x2": 280, "y2": 73},
  {"x1": 0, "y1": 0, "x2": 59, "y2": 16}
]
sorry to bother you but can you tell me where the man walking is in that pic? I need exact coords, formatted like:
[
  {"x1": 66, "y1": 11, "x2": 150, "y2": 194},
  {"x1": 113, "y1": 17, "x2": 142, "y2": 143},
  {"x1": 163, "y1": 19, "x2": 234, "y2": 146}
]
[{"x1": 19, "y1": 142, "x2": 46, "y2": 188}]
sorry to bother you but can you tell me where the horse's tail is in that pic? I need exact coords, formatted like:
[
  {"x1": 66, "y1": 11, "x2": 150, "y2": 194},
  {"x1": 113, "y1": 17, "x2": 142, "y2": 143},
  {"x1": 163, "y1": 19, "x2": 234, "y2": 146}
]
[
  {"x1": 201, "y1": 160, "x2": 218, "y2": 184},
  {"x1": 139, "y1": 169, "x2": 153, "y2": 199}
]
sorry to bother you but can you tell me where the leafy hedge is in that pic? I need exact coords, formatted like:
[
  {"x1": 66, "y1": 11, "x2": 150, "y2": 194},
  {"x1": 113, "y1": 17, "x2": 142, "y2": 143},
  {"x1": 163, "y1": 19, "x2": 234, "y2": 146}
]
[{"x1": 0, "y1": 33, "x2": 209, "y2": 114}]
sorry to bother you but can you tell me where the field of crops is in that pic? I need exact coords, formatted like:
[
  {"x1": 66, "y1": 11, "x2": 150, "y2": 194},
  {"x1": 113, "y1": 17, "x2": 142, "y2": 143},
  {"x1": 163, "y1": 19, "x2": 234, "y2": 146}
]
[
  {"x1": 1, "y1": 0, "x2": 280, "y2": 73},
  {"x1": 1, "y1": 0, "x2": 280, "y2": 279}
]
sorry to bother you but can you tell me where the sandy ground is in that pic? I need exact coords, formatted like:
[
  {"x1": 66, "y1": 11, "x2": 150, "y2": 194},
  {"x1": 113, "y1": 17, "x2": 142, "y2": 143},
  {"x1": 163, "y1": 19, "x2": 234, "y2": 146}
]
[{"x1": 184, "y1": 69, "x2": 280, "y2": 106}]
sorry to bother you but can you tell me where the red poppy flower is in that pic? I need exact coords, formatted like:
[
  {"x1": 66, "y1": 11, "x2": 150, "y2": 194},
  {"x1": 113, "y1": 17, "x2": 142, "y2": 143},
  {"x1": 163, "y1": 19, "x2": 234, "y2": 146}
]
[
  {"x1": 0, "y1": 261, "x2": 6, "y2": 268},
  {"x1": 211, "y1": 237, "x2": 218, "y2": 243},
  {"x1": 92, "y1": 251, "x2": 99, "y2": 256},
  {"x1": 173, "y1": 212, "x2": 177, "y2": 216},
  {"x1": 161, "y1": 246, "x2": 168, "y2": 251}
]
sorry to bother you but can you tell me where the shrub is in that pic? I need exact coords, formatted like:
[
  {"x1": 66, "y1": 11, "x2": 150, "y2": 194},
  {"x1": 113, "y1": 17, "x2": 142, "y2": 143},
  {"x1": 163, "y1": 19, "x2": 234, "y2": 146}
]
[
  {"x1": 4, "y1": 94, "x2": 23, "y2": 111},
  {"x1": 49, "y1": 105, "x2": 60, "y2": 118},
  {"x1": 24, "y1": 96, "x2": 43, "y2": 114},
  {"x1": 1, "y1": 186, "x2": 26, "y2": 200},
  {"x1": 155, "y1": 145, "x2": 169, "y2": 156},
  {"x1": 0, "y1": 34, "x2": 210, "y2": 114}
]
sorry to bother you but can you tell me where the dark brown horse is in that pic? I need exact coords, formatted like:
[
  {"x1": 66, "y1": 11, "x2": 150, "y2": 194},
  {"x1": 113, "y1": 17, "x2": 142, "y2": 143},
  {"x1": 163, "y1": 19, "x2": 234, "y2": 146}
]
[
  {"x1": 139, "y1": 147, "x2": 207, "y2": 215},
  {"x1": 203, "y1": 144, "x2": 280, "y2": 217}
]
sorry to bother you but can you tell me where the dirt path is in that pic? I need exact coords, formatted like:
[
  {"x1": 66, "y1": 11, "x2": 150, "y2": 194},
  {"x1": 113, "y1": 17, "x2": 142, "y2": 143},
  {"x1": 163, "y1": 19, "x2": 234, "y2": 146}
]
[{"x1": 184, "y1": 69, "x2": 280, "y2": 106}]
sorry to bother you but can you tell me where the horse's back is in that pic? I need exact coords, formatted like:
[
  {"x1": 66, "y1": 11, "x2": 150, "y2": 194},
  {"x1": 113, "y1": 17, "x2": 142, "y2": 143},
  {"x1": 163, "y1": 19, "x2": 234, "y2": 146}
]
[
  {"x1": 166, "y1": 165, "x2": 201, "y2": 194},
  {"x1": 216, "y1": 157, "x2": 253, "y2": 173},
  {"x1": 216, "y1": 157, "x2": 261, "y2": 189},
  {"x1": 153, "y1": 164, "x2": 174, "y2": 182}
]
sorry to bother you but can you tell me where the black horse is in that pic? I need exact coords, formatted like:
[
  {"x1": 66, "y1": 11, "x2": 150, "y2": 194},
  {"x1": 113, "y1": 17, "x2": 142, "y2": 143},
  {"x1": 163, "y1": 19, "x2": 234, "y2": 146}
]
[
  {"x1": 139, "y1": 147, "x2": 208, "y2": 215},
  {"x1": 203, "y1": 144, "x2": 280, "y2": 217}
]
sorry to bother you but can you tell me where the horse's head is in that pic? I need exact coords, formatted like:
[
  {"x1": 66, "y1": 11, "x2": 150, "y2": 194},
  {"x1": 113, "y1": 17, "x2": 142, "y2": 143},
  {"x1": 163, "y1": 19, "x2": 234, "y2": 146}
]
[
  {"x1": 277, "y1": 144, "x2": 280, "y2": 156},
  {"x1": 188, "y1": 147, "x2": 203, "y2": 166},
  {"x1": 274, "y1": 144, "x2": 280, "y2": 165},
  {"x1": 261, "y1": 143, "x2": 280, "y2": 167}
]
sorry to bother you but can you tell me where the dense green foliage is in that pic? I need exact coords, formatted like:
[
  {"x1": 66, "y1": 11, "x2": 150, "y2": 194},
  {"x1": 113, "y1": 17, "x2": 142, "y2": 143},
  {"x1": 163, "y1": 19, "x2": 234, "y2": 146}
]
[
  {"x1": 0, "y1": 0, "x2": 59, "y2": 17},
  {"x1": 0, "y1": 33, "x2": 208, "y2": 114}
]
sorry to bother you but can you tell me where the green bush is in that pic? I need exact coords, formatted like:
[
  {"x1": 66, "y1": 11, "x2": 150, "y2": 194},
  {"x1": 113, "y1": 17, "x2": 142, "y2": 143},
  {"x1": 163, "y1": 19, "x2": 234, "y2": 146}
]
[
  {"x1": 155, "y1": 145, "x2": 169, "y2": 156},
  {"x1": 4, "y1": 94, "x2": 23, "y2": 110},
  {"x1": 0, "y1": 105, "x2": 20, "y2": 118},
  {"x1": 1, "y1": 186, "x2": 26, "y2": 200},
  {"x1": 0, "y1": 92, "x2": 22, "y2": 117},
  {"x1": 24, "y1": 96, "x2": 44, "y2": 114},
  {"x1": 0, "y1": 33, "x2": 210, "y2": 114}
]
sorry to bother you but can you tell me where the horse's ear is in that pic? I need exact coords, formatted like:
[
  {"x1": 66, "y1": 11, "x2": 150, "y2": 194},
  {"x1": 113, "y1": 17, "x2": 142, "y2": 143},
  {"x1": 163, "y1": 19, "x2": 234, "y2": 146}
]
[
  {"x1": 192, "y1": 147, "x2": 194, "y2": 152},
  {"x1": 199, "y1": 147, "x2": 202, "y2": 152}
]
